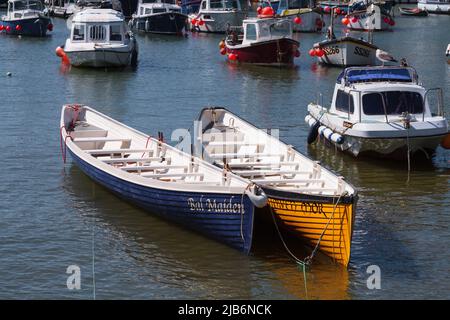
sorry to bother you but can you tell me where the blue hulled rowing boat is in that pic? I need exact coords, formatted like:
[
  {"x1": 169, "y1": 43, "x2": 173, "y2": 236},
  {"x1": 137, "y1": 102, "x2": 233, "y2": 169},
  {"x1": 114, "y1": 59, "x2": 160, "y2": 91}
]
[{"x1": 60, "y1": 105, "x2": 267, "y2": 253}]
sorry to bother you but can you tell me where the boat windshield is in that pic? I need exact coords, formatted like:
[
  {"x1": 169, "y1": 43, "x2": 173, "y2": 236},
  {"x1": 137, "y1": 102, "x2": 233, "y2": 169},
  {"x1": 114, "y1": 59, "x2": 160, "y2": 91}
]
[
  {"x1": 279, "y1": 0, "x2": 308, "y2": 9},
  {"x1": 362, "y1": 91, "x2": 424, "y2": 115},
  {"x1": 210, "y1": 0, "x2": 239, "y2": 10},
  {"x1": 269, "y1": 20, "x2": 291, "y2": 37},
  {"x1": 12, "y1": 0, "x2": 43, "y2": 10}
]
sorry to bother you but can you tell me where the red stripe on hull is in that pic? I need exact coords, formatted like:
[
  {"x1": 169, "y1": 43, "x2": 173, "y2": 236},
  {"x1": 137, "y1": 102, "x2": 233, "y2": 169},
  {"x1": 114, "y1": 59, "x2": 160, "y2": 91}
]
[{"x1": 226, "y1": 39, "x2": 299, "y2": 66}]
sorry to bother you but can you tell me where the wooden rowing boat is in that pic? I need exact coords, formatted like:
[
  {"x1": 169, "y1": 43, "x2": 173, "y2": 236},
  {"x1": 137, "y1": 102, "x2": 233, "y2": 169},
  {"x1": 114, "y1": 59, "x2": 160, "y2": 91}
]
[
  {"x1": 196, "y1": 107, "x2": 358, "y2": 267},
  {"x1": 60, "y1": 104, "x2": 267, "y2": 253}
]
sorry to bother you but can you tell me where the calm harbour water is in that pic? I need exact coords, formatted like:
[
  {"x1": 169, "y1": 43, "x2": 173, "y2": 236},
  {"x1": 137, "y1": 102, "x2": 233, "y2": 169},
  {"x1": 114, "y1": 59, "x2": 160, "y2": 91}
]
[{"x1": 0, "y1": 7, "x2": 449, "y2": 299}]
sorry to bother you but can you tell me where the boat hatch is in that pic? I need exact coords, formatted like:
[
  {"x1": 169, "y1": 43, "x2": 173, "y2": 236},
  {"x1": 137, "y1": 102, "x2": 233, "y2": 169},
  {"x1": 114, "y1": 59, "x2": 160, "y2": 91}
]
[{"x1": 337, "y1": 67, "x2": 418, "y2": 85}]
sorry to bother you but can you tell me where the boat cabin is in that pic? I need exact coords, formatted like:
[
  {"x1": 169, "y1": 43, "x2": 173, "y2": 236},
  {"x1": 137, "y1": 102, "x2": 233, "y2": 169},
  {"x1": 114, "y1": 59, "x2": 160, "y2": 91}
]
[
  {"x1": 198, "y1": 0, "x2": 241, "y2": 12},
  {"x1": 70, "y1": 9, "x2": 130, "y2": 44},
  {"x1": 5, "y1": 0, "x2": 44, "y2": 19},
  {"x1": 328, "y1": 66, "x2": 444, "y2": 123},
  {"x1": 226, "y1": 18, "x2": 292, "y2": 46},
  {"x1": 136, "y1": 0, "x2": 182, "y2": 16}
]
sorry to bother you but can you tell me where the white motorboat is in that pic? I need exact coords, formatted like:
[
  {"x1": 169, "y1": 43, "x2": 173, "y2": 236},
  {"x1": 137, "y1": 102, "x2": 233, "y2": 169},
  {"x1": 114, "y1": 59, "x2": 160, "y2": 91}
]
[
  {"x1": 306, "y1": 66, "x2": 449, "y2": 159},
  {"x1": 59, "y1": 8, "x2": 138, "y2": 67},
  {"x1": 346, "y1": 2, "x2": 395, "y2": 31},
  {"x1": 310, "y1": 7, "x2": 378, "y2": 67},
  {"x1": 418, "y1": 0, "x2": 450, "y2": 14},
  {"x1": 188, "y1": 0, "x2": 246, "y2": 33}
]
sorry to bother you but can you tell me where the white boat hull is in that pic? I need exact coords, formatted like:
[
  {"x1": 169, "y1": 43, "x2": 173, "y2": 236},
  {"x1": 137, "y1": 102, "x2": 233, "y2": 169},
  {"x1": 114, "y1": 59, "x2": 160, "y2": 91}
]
[
  {"x1": 316, "y1": 38, "x2": 378, "y2": 66},
  {"x1": 347, "y1": 6, "x2": 392, "y2": 31},
  {"x1": 418, "y1": 1, "x2": 450, "y2": 14},
  {"x1": 308, "y1": 105, "x2": 449, "y2": 158},
  {"x1": 189, "y1": 11, "x2": 246, "y2": 33},
  {"x1": 64, "y1": 39, "x2": 137, "y2": 67}
]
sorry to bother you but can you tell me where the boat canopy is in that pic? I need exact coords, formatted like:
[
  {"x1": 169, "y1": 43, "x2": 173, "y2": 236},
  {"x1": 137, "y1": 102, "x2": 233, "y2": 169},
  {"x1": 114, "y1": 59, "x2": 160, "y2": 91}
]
[
  {"x1": 337, "y1": 67, "x2": 418, "y2": 85},
  {"x1": 72, "y1": 8, "x2": 125, "y2": 23},
  {"x1": 199, "y1": 0, "x2": 241, "y2": 11}
]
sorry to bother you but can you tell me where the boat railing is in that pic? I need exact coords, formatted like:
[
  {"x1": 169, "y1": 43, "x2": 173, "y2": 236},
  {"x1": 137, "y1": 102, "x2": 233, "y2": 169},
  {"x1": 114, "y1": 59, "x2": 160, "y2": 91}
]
[{"x1": 422, "y1": 88, "x2": 444, "y2": 121}]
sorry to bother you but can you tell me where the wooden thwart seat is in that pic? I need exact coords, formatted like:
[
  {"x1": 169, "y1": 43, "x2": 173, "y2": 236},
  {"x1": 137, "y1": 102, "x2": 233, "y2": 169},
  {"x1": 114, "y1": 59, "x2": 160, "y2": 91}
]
[
  {"x1": 209, "y1": 152, "x2": 284, "y2": 159},
  {"x1": 140, "y1": 172, "x2": 204, "y2": 179},
  {"x1": 74, "y1": 137, "x2": 131, "y2": 143},
  {"x1": 121, "y1": 165, "x2": 187, "y2": 171},
  {"x1": 251, "y1": 179, "x2": 325, "y2": 185},
  {"x1": 85, "y1": 149, "x2": 153, "y2": 155},
  {"x1": 228, "y1": 161, "x2": 299, "y2": 168},
  {"x1": 235, "y1": 170, "x2": 312, "y2": 176},
  {"x1": 101, "y1": 156, "x2": 168, "y2": 163}
]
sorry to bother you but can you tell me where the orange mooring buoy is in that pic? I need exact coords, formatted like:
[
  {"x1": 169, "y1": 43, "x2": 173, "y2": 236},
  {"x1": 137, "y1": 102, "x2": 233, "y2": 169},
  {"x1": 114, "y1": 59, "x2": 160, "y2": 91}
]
[{"x1": 441, "y1": 132, "x2": 450, "y2": 149}]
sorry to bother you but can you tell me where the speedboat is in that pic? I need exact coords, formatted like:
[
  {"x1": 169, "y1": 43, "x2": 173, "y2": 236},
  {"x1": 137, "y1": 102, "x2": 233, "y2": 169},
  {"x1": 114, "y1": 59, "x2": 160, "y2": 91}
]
[
  {"x1": 130, "y1": 0, "x2": 188, "y2": 35},
  {"x1": 188, "y1": 0, "x2": 246, "y2": 33},
  {"x1": 310, "y1": 7, "x2": 378, "y2": 66},
  {"x1": 274, "y1": 0, "x2": 324, "y2": 33},
  {"x1": 220, "y1": 12, "x2": 300, "y2": 67},
  {"x1": 0, "y1": 0, "x2": 53, "y2": 36},
  {"x1": 195, "y1": 107, "x2": 358, "y2": 267},
  {"x1": 57, "y1": 8, "x2": 138, "y2": 67},
  {"x1": 60, "y1": 104, "x2": 267, "y2": 253},
  {"x1": 306, "y1": 66, "x2": 449, "y2": 159},
  {"x1": 418, "y1": 0, "x2": 450, "y2": 14}
]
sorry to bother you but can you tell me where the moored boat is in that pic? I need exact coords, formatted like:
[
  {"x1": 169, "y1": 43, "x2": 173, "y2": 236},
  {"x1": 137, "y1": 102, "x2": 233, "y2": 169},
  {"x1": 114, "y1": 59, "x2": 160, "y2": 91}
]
[
  {"x1": 196, "y1": 107, "x2": 358, "y2": 267},
  {"x1": 318, "y1": 0, "x2": 350, "y2": 14},
  {"x1": 399, "y1": 7, "x2": 429, "y2": 16},
  {"x1": 220, "y1": 14, "x2": 300, "y2": 67},
  {"x1": 130, "y1": 0, "x2": 188, "y2": 35},
  {"x1": 60, "y1": 104, "x2": 267, "y2": 253},
  {"x1": 57, "y1": 8, "x2": 138, "y2": 67},
  {"x1": 275, "y1": 0, "x2": 325, "y2": 33},
  {"x1": 45, "y1": 0, "x2": 76, "y2": 18},
  {"x1": 0, "y1": 0, "x2": 53, "y2": 37},
  {"x1": 310, "y1": 8, "x2": 378, "y2": 66},
  {"x1": 188, "y1": 0, "x2": 246, "y2": 33},
  {"x1": 346, "y1": 3, "x2": 395, "y2": 31},
  {"x1": 306, "y1": 66, "x2": 449, "y2": 159},
  {"x1": 417, "y1": 0, "x2": 450, "y2": 14}
]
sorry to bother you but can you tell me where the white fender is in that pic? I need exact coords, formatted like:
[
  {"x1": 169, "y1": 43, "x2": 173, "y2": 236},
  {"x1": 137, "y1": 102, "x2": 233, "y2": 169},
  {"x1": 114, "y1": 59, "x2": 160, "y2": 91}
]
[{"x1": 245, "y1": 185, "x2": 268, "y2": 208}]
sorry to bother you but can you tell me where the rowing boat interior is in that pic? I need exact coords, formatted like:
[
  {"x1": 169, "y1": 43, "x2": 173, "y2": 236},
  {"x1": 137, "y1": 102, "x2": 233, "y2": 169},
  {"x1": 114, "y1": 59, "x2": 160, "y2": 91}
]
[
  {"x1": 62, "y1": 105, "x2": 249, "y2": 189},
  {"x1": 199, "y1": 108, "x2": 356, "y2": 196}
]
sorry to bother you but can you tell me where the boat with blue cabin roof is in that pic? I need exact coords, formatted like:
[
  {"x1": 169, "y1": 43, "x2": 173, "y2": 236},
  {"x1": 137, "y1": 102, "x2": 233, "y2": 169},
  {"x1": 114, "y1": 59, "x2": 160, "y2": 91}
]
[{"x1": 306, "y1": 66, "x2": 449, "y2": 159}]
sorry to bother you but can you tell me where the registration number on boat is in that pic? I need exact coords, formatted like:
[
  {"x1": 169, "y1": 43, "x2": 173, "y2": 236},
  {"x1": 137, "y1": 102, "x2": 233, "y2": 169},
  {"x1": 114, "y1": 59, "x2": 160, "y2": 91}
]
[
  {"x1": 354, "y1": 46, "x2": 370, "y2": 57},
  {"x1": 323, "y1": 46, "x2": 340, "y2": 55}
]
